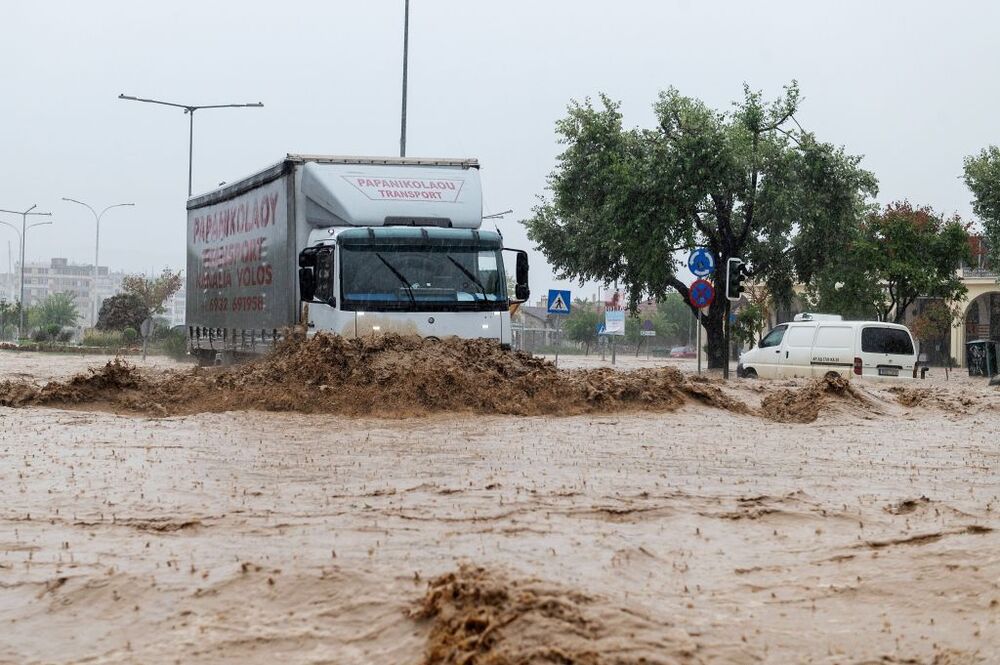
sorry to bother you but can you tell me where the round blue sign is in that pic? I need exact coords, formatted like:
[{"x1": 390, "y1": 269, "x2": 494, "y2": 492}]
[
  {"x1": 688, "y1": 248, "x2": 715, "y2": 277},
  {"x1": 688, "y1": 278, "x2": 715, "y2": 308}
]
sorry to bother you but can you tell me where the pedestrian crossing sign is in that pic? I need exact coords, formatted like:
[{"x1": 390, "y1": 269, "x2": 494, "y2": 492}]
[{"x1": 547, "y1": 289, "x2": 571, "y2": 315}]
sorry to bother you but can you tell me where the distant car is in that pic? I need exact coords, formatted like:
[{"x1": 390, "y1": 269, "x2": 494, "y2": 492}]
[{"x1": 669, "y1": 345, "x2": 697, "y2": 359}]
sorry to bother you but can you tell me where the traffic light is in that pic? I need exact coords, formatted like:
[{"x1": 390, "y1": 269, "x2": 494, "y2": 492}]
[{"x1": 725, "y1": 257, "x2": 746, "y2": 301}]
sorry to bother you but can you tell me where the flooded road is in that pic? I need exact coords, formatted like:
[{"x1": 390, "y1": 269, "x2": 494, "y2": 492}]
[{"x1": 0, "y1": 349, "x2": 997, "y2": 663}]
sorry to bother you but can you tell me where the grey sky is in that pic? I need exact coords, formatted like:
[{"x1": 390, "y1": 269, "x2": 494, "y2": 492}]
[{"x1": 2, "y1": 0, "x2": 998, "y2": 301}]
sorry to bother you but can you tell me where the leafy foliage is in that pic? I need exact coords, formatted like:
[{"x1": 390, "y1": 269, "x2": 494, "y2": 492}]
[
  {"x1": 28, "y1": 292, "x2": 79, "y2": 330},
  {"x1": 963, "y1": 146, "x2": 1000, "y2": 269},
  {"x1": 96, "y1": 293, "x2": 150, "y2": 332},
  {"x1": 807, "y1": 202, "x2": 971, "y2": 323},
  {"x1": 121, "y1": 269, "x2": 182, "y2": 315},
  {"x1": 563, "y1": 299, "x2": 602, "y2": 353},
  {"x1": 523, "y1": 83, "x2": 876, "y2": 367}
]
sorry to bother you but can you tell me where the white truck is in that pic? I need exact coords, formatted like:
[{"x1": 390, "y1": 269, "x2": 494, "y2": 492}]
[{"x1": 185, "y1": 154, "x2": 529, "y2": 364}]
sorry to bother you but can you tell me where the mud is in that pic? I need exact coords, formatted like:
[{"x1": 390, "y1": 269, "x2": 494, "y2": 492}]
[
  {"x1": 0, "y1": 333, "x2": 753, "y2": 418},
  {"x1": 414, "y1": 565, "x2": 700, "y2": 664},
  {"x1": 759, "y1": 373, "x2": 875, "y2": 423},
  {"x1": 2, "y1": 351, "x2": 999, "y2": 664}
]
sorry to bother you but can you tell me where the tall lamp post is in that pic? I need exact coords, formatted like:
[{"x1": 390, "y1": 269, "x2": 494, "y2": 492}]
[
  {"x1": 118, "y1": 94, "x2": 264, "y2": 197},
  {"x1": 61, "y1": 198, "x2": 134, "y2": 327},
  {"x1": 400, "y1": 0, "x2": 410, "y2": 157},
  {"x1": 0, "y1": 205, "x2": 54, "y2": 338}
]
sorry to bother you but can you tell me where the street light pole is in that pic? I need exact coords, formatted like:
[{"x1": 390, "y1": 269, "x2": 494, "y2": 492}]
[
  {"x1": 400, "y1": 0, "x2": 410, "y2": 157},
  {"x1": 117, "y1": 94, "x2": 264, "y2": 197},
  {"x1": 0, "y1": 205, "x2": 53, "y2": 338},
  {"x1": 61, "y1": 198, "x2": 134, "y2": 327}
]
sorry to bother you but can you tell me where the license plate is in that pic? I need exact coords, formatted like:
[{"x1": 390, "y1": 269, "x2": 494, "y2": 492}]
[{"x1": 878, "y1": 367, "x2": 899, "y2": 377}]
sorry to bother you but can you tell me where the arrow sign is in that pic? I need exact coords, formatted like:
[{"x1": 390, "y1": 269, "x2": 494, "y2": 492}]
[
  {"x1": 688, "y1": 279, "x2": 715, "y2": 309},
  {"x1": 547, "y1": 289, "x2": 571, "y2": 315},
  {"x1": 688, "y1": 248, "x2": 715, "y2": 278}
]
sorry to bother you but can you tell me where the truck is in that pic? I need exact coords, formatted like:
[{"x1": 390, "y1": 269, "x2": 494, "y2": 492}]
[{"x1": 185, "y1": 154, "x2": 530, "y2": 364}]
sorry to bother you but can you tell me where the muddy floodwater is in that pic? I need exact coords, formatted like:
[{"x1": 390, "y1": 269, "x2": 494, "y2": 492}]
[{"x1": 0, "y1": 345, "x2": 998, "y2": 664}]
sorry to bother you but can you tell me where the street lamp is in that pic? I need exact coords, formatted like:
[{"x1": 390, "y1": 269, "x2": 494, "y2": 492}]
[
  {"x1": 118, "y1": 94, "x2": 264, "y2": 197},
  {"x1": 0, "y1": 205, "x2": 54, "y2": 338},
  {"x1": 62, "y1": 198, "x2": 134, "y2": 327},
  {"x1": 400, "y1": 0, "x2": 410, "y2": 157}
]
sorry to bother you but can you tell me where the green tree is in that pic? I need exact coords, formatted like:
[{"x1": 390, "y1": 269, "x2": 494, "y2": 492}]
[
  {"x1": 121, "y1": 269, "x2": 183, "y2": 315},
  {"x1": 653, "y1": 293, "x2": 691, "y2": 347},
  {"x1": 963, "y1": 146, "x2": 1000, "y2": 269},
  {"x1": 96, "y1": 293, "x2": 150, "y2": 332},
  {"x1": 0, "y1": 300, "x2": 20, "y2": 340},
  {"x1": 28, "y1": 292, "x2": 79, "y2": 330},
  {"x1": 523, "y1": 82, "x2": 876, "y2": 368},
  {"x1": 563, "y1": 299, "x2": 601, "y2": 354},
  {"x1": 808, "y1": 202, "x2": 971, "y2": 323}
]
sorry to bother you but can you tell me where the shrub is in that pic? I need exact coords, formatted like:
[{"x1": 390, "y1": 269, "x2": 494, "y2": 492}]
[
  {"x1": 82, "y1": 330, "x2": 125, "y2": 348},
  {"x1": 96, "y1": 293, "x2": 149, "y2": 332},
  {"x1": 159, "y1": 328, "x2": 189, "y2": 360},
  {"x1": 122, "y1": 327, "x2": 138, "y2": 343}
]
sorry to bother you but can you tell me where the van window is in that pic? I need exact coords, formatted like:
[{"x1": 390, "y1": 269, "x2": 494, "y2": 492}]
[
  {"x1": 759, "y1": 325, "x2": 787, "y2": 348},
  {"x1": 861, "y1": 327, "x2": 914, "y2": 355},
  {"x1": 785, "y1": 326, "x2": 814, "y2": 347}
]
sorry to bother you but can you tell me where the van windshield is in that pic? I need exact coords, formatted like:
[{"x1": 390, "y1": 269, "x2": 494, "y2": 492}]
[{"x1": 861, "y1": 327, "x2": 914, "y2": 355}]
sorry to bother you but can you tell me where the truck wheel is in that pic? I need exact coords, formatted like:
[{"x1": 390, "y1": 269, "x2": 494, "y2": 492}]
[{"x1": 743, "y1": 368, "x2": 758, "y2": 379}]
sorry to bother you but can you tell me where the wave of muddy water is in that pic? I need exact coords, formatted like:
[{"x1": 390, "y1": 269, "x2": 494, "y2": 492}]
[{"x1": 0, "y1": 342, "x2": 998, "y2": 664}]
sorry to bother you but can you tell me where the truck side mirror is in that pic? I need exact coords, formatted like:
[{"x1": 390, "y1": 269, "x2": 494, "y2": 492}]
[
  {"x1": 299, "y1": 248, "x2": 317, "y2": 302},
  {"x1": 515, "y1": 251, "x2": 529, "y2": 301},
  {"x1": 298, "y1": 246, "x2": 335, "y2": 305},
  {"x1": 298, "y1": 267, "x2": 316, "y2": 302}
]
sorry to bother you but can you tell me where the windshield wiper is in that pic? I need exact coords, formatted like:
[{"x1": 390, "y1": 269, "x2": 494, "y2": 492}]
[
  {"x1": 446, "y1": 255, "x2": 489, "y2": 301},
  {"x1": 375, "y1": 252, "x2": 416, "y2": 304}
]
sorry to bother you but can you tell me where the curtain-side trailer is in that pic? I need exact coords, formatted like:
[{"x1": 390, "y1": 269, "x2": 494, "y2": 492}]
[{"x1": 186, "y1": 154, "x2": 529, "y2": 364}]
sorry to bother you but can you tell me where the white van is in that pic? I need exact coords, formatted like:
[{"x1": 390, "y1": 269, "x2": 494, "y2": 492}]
[{"x1": 737, "y1": 315, "x2": 921, "y2": 381}]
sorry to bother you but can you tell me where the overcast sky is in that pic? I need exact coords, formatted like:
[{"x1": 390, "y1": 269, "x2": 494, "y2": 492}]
[{"x1": 2, "y1": 0, "x2": 998, "y2": 301}]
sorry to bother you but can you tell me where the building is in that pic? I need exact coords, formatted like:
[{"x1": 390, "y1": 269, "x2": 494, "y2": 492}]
[{"x1": 4, "y1": 258, "x2": 127, "y2": 329}]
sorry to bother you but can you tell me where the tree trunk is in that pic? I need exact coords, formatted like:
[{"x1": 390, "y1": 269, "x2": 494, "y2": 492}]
[{"x1": 702, "y1": 305, "x2": 727, "y2": 370}]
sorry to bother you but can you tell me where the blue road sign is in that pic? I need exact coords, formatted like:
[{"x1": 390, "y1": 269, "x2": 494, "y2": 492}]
[
  {"x1": 688, "y1": 278, "x2": 715, "y2": 308},
  {"x1": 596, "y1": 323, "x2": 606, "y2": 335},
  {"x1": 688, "y1": 248, "x2": 716, "y2": 278},
  {"x1": 547, "y1": 289, "x2": 571, "y2": 315}
]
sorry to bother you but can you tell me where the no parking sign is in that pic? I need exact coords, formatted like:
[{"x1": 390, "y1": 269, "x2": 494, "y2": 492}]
[{"x1": 688, "y1": 279, "x2": 715, "y2": 309}]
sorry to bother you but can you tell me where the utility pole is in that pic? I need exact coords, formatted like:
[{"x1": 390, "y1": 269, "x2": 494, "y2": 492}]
[
  {"x1": 399, "y1": 0, "x2": 410, "y2": 157},
  {"x1": 61, "y1": 198, "x2": 134, "y2": 327},
  {"x1": 118, "y1": 94, "x2": 263, "y2": 197},
  {"x1": 0, "y1": 205, "x2": 53, "y2": 339}
]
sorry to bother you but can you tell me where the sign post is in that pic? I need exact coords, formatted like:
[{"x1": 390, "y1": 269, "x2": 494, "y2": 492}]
[
  {"x1": 687, "y1": 248, "x2": 717, "y2": 377},
  {"x1": 640, "y1": 320, "x2": 655, "y2": 359},
  {"x1": 546, "y1": 289, "x2": 571, "y2": 367},
  {"x1": 687, "y1": 279, "x2": 715, "y2": 376},
  {"x1": 604, "y1": 307, "x2": 625, "y2": 365}
]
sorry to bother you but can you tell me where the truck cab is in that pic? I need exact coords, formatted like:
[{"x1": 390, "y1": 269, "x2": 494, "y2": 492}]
[{"x1": 299, "y1": 225, "x2": 527, "y2": 346}]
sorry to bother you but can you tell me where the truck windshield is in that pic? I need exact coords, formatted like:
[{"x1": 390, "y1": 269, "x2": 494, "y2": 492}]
[{"x1": 340, "y1": 245, "x2": 507, "y2": 311}]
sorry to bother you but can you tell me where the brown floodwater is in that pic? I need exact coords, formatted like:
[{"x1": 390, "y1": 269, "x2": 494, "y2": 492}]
[{"x1": 0, "y1": 347, "x2": 997, "y2": 664}]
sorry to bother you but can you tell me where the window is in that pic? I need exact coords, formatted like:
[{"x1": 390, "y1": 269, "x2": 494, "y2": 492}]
[
  {"x1": 340, "y1": 245, "x2": 507, "y2": 312},
  {"x1": 861, "y1": 327, "x2": 914, "y2": 355},
  {"x1": 759, "y1": 325, "x2": 787, "y2": 348}
]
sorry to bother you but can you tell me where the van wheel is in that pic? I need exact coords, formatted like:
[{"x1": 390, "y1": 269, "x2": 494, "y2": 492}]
[
  {"x1": 743, "y1": 368, "x2": 758, "y2": 379},
  {"x1": 824, "y1": 370, "x2": 842, "y2": 381}
]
